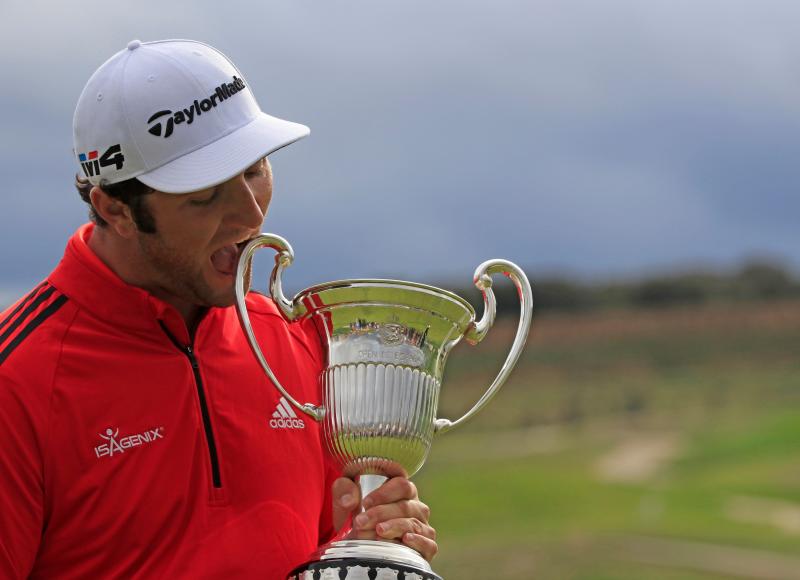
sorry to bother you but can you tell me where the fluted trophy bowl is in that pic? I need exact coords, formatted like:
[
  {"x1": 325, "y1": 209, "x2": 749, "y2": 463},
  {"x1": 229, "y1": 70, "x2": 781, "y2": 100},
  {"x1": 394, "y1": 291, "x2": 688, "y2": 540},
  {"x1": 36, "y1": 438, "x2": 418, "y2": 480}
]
[
  {"x1": 235, "y1": 234, "x2": 533, "y2": 580},
  {"x1": 307, "y1": 279, "x2": 476, "y2": 480}
]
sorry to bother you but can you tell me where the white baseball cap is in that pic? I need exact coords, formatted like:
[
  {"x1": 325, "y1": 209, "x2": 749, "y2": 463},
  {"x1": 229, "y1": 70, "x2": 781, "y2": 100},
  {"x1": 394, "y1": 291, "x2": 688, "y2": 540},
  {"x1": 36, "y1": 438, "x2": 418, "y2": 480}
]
[{"x1": 73, "y1": 39, "x2": 309, "y2": 194}]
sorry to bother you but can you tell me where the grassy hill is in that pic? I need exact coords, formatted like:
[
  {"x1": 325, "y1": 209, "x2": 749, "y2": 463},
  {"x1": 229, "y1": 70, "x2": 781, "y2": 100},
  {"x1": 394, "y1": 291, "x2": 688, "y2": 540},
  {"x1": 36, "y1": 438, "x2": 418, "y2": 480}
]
[{"x1": 416, "y1": 299, "x2": 800, "y2": 579}]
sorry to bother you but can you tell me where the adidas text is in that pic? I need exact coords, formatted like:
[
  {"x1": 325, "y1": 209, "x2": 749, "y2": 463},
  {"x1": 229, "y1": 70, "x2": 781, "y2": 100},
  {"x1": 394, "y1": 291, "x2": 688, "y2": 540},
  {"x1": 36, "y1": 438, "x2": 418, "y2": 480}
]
[{"x1": 270, "y1": 417, "x2": 306, "y2": 429}]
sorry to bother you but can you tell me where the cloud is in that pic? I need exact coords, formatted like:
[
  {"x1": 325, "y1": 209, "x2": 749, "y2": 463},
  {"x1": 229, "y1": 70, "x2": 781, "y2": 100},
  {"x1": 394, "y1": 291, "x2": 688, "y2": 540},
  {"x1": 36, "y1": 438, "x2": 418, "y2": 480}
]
[{"x1": 2, "y1": 0, "x2": 800, "y2": 297}]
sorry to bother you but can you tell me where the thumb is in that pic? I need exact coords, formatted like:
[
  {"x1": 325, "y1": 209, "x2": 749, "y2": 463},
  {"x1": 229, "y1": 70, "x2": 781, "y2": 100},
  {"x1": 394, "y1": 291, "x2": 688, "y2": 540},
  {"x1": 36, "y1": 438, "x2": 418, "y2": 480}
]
[{"x1": 331, "y1": 477, "x2": 361, "y2": 532}]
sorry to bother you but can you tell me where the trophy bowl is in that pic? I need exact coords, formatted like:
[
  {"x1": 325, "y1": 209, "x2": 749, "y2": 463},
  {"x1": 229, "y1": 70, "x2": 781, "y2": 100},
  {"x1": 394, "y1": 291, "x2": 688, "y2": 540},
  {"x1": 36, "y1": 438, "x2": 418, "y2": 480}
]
[{"x1": 235, "y1": 234, "x2": 533, "y2": 580}]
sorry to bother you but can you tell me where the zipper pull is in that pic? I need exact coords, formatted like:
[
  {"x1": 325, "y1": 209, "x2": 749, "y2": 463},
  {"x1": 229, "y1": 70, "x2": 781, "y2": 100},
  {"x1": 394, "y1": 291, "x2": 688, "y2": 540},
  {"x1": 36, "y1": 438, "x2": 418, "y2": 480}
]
[{"x1": 185, "y1": 346, "x2": 199, "y2": 369}]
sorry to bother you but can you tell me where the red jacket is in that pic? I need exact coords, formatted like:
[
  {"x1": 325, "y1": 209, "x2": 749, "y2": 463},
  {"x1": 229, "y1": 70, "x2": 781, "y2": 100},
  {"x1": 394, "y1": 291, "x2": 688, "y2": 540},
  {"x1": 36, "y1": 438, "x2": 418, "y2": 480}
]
[{"x1": 0, "y1": 224, "x2": 339, "y2": 579}]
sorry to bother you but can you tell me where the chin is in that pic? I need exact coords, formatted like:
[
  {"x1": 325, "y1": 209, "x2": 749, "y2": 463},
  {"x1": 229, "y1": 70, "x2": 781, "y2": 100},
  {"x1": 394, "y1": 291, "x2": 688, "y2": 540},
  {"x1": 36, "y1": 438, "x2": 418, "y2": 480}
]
[
  {"x1": 201, "y1": 266, "x2": 252, "y2": 309},
  {"x1": 206, "y1": 285, "x2": 237, "y2": 308},
  {"x1": 192, "y1": 279, "x2": 235, "y2": 310},
  {"x1": 215, "y1": 294, "x2": 237, "y2": 308}
]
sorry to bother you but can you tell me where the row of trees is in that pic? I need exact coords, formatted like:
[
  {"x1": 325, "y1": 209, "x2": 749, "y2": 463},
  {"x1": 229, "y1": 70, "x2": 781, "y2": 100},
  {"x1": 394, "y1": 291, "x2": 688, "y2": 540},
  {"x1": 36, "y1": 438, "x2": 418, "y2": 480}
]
[{"x1": 451, "y1": 261, "x2": 800, "y2": 316}]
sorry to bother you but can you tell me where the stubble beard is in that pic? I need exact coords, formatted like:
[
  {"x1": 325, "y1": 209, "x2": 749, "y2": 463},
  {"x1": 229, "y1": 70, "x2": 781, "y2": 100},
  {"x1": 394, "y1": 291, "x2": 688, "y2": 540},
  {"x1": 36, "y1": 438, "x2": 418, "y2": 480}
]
[{"x1": 137, "y1": 233, "x2": 235, "y2": 309}]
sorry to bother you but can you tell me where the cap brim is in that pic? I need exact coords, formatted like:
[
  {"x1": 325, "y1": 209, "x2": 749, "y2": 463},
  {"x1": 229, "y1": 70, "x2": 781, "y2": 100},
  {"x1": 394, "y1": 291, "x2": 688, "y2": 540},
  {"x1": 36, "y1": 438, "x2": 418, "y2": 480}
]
[{"x1": 136, "y1": 113, "x2": 309, "y2": 194}]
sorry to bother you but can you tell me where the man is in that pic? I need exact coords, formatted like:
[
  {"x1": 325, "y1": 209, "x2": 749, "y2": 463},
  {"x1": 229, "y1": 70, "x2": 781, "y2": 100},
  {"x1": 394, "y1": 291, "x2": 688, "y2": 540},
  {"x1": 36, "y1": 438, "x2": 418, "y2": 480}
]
[{"x1": 0, "y1": 39, "x2": 436, "y2": 578}]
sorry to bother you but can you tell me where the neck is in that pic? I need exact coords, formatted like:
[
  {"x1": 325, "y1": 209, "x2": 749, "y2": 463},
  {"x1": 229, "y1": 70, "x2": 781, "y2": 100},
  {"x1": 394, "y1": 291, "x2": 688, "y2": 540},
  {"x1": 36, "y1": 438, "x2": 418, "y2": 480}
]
[{"x1": 88, "y1": 226, "x2": 205, "y2": 334}]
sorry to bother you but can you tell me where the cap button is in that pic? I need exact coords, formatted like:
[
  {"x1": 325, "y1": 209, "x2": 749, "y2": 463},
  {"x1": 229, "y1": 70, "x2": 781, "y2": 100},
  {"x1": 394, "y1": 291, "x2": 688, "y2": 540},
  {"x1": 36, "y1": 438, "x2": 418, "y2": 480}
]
[{"x1": 127, "y1": 39, "x2": 142, "y2": 51}]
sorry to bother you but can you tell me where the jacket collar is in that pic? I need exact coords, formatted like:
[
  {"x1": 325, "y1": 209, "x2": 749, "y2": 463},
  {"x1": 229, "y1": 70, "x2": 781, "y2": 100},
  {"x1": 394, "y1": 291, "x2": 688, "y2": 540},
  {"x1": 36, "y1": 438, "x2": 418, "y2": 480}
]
[{"x1": 49, "y1": 223, "x2": 199, "y2": 343}]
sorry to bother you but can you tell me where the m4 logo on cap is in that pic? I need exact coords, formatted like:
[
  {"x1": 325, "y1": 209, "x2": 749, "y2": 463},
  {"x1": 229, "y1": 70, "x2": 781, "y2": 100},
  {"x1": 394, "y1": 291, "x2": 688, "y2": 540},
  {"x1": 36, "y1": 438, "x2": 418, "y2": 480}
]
[{"x1": 78, "y1": 144, "x2": 125, "y2": 178}]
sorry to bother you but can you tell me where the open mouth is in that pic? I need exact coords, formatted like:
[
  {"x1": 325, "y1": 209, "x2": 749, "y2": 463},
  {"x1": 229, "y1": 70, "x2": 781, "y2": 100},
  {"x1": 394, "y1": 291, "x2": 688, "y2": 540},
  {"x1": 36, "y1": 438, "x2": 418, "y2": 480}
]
[{"x1": 210, "y1": 241, "x2": 250, "y2": 277}]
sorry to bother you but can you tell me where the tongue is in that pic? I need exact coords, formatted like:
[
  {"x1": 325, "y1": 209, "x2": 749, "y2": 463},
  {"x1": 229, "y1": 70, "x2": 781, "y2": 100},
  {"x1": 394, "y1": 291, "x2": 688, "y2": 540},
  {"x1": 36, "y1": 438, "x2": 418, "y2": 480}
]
[{"x1": 211, "y1": 245, "x2": 239, "y2": 276}]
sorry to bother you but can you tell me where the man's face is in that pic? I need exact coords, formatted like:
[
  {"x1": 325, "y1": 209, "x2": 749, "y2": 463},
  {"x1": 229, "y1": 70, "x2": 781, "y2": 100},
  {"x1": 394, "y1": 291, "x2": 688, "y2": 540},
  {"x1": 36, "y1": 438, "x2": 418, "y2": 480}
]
[{"x1": 133, "y1": 157, "x2": 272, "y2": 309}]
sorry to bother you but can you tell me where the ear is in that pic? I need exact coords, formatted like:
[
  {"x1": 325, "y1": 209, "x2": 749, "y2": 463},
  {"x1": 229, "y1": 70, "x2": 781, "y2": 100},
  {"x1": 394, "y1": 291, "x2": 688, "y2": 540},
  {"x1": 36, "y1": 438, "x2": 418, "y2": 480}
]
[{"x1": 89, "y1": 186, "x2": 138, "y2": 238}]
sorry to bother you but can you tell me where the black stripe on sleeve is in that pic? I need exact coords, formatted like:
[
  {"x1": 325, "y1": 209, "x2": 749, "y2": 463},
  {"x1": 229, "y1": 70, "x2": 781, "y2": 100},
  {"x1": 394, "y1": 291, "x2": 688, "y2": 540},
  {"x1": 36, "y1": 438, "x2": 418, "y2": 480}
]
[
  {"x1": 0, "y1": 282, "x2": 47, "y2": 335},
  {"x1": 0, "y1": 295, "x2": 69, "y2": 366},
  {"x1": 0, "y1": 285, "x2": 56, "y2": 347}
]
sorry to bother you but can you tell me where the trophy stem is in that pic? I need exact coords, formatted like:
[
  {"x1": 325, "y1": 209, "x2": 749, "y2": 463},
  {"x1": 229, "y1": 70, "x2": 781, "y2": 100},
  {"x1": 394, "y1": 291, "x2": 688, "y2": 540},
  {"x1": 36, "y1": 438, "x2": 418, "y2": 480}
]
[
  {"x1": 358, "y1": 474, "x2": 387, "y2": 509},
  {"x1": 288, "y1": 473, "x2": 441, "y2": 579}
]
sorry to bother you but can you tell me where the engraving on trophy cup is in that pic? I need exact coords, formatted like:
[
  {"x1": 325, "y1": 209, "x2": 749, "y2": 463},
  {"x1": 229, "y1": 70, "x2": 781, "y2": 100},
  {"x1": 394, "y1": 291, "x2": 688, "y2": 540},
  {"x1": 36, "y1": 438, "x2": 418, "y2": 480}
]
[
  {"x1": 235, "y1": 233, "x2": 533, "y2": 580},
  {"x1": 377, "y1": 323, "x2": 404, "y2": 345},
  {"x1": 356, "y1": 349, "x2": 425, "y2": 367}
]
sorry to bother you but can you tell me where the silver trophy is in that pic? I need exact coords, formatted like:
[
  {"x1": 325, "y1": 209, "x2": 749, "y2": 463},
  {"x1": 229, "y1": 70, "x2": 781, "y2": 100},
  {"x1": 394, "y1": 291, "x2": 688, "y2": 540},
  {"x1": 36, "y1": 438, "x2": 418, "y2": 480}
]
[{"x1": 235, "y1": 234, "x2": 532, "y2": 580}]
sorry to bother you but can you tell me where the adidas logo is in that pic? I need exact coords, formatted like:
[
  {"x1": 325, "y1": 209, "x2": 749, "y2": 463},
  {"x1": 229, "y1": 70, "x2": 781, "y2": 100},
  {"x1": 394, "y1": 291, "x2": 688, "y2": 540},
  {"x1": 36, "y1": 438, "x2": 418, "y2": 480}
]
[{"x1": 270, "y1": 397, "x2": 306, "y2": 429}]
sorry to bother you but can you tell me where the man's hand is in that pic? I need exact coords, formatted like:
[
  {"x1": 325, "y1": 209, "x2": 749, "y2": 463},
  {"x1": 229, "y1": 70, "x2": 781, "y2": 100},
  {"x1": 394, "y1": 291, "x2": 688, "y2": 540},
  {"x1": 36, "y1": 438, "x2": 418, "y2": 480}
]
[{"x1": 332, "y1": 476, "x2": 438, "y2": 562}]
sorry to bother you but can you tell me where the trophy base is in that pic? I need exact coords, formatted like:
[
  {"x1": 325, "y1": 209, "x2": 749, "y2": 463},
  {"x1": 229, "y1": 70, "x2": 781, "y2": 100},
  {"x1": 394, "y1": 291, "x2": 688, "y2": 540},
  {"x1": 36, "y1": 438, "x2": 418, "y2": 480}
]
[{"x1": 288, "y1": 539, "x2": 442, "y2": 580}]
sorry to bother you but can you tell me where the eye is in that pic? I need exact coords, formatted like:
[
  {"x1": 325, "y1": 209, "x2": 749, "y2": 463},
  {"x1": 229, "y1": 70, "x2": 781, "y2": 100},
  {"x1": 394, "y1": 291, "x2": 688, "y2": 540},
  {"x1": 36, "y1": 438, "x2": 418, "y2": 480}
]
[
  {"x1": 189, "y1": 190, "x2": 219, "y2": 206},
  {"x1": 245, "y1": 159, "x2": 268, "y2": 178}
]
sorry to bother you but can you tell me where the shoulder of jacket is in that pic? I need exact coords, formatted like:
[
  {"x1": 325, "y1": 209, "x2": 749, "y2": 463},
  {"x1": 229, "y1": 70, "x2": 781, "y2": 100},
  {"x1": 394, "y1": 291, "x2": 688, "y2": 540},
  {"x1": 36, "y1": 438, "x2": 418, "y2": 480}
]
[
  {"x1": 242, "y1": 293, "x2": 325, "y2": 368},
  {"x1": 244, "y1": 291, "x2": 283, "y2": 316},
  {"x1": 0, "y1": 282, "x2": 79, "y2": 400}
]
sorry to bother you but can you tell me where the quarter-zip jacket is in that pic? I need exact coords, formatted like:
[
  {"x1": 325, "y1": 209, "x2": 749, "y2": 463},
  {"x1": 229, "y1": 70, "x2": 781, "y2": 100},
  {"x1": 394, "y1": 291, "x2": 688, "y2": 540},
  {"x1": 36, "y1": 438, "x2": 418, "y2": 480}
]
[{"x1": 0, "y1": 224, "x2": 339, "y2": 579}]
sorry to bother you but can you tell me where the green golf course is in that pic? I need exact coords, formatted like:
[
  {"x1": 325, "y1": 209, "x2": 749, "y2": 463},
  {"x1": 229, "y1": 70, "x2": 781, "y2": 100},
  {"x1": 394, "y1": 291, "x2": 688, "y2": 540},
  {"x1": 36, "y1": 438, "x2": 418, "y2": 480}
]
[{"x1": 417, "y1": 298, "x2": 800, "y2": 579}]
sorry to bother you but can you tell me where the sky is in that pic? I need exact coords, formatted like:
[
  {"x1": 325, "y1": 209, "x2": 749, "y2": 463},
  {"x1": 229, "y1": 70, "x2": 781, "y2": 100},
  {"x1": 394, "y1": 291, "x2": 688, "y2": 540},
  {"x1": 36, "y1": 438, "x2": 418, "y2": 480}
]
[{"x1": 1, "y1": 0, "x2": 799, "y2": 303}]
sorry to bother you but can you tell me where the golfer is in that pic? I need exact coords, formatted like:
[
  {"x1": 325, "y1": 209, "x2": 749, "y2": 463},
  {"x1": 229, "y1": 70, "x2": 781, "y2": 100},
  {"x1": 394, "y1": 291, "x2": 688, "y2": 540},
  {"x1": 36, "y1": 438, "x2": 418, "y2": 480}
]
[{"x1": 0, "y1": 39, "x2": 437, "y2": 578}]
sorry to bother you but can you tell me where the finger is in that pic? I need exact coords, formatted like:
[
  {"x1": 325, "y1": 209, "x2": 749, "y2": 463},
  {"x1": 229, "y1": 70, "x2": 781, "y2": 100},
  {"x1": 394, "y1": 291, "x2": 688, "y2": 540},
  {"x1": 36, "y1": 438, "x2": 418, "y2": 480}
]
[
  {"x1": 402, "y1": 532, "x2": 439, "y2": 562},
  {"x1": 362, "y1": 476, "x2": 417, "y2": 510},
  {"x1": 375, "y1": 518, "x2": 436, "y2": 542},
  {"x1": 331, "y1": 477, "x2": 361, "y2": 531},
  {"x1": 332, "y1": 477, "x2": 362, "y2": 509},
  {"x1": 352, "y1": 500, "x2": 431, "y2": 531},
  {"x1": 346, "y1": 527, "x2": 379, "y2": 541}
]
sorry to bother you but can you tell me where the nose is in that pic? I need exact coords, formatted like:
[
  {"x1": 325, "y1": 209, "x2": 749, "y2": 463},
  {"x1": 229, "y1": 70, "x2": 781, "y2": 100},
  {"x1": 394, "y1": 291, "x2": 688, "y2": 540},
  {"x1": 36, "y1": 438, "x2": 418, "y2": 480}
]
[{"x1": 224, "y1": 173, "x2": 267, "y2": 231}]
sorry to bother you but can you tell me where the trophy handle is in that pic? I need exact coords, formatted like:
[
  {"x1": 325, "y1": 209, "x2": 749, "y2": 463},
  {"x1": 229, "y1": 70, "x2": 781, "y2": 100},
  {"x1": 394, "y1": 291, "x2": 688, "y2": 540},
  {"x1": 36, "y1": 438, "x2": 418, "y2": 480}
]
[
  {"x1": 235, "y1": 234, "x2": 326, "y2": 422},
  {"x1": 433, "y1": 259, "x2": 532, "y2": 435}
]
